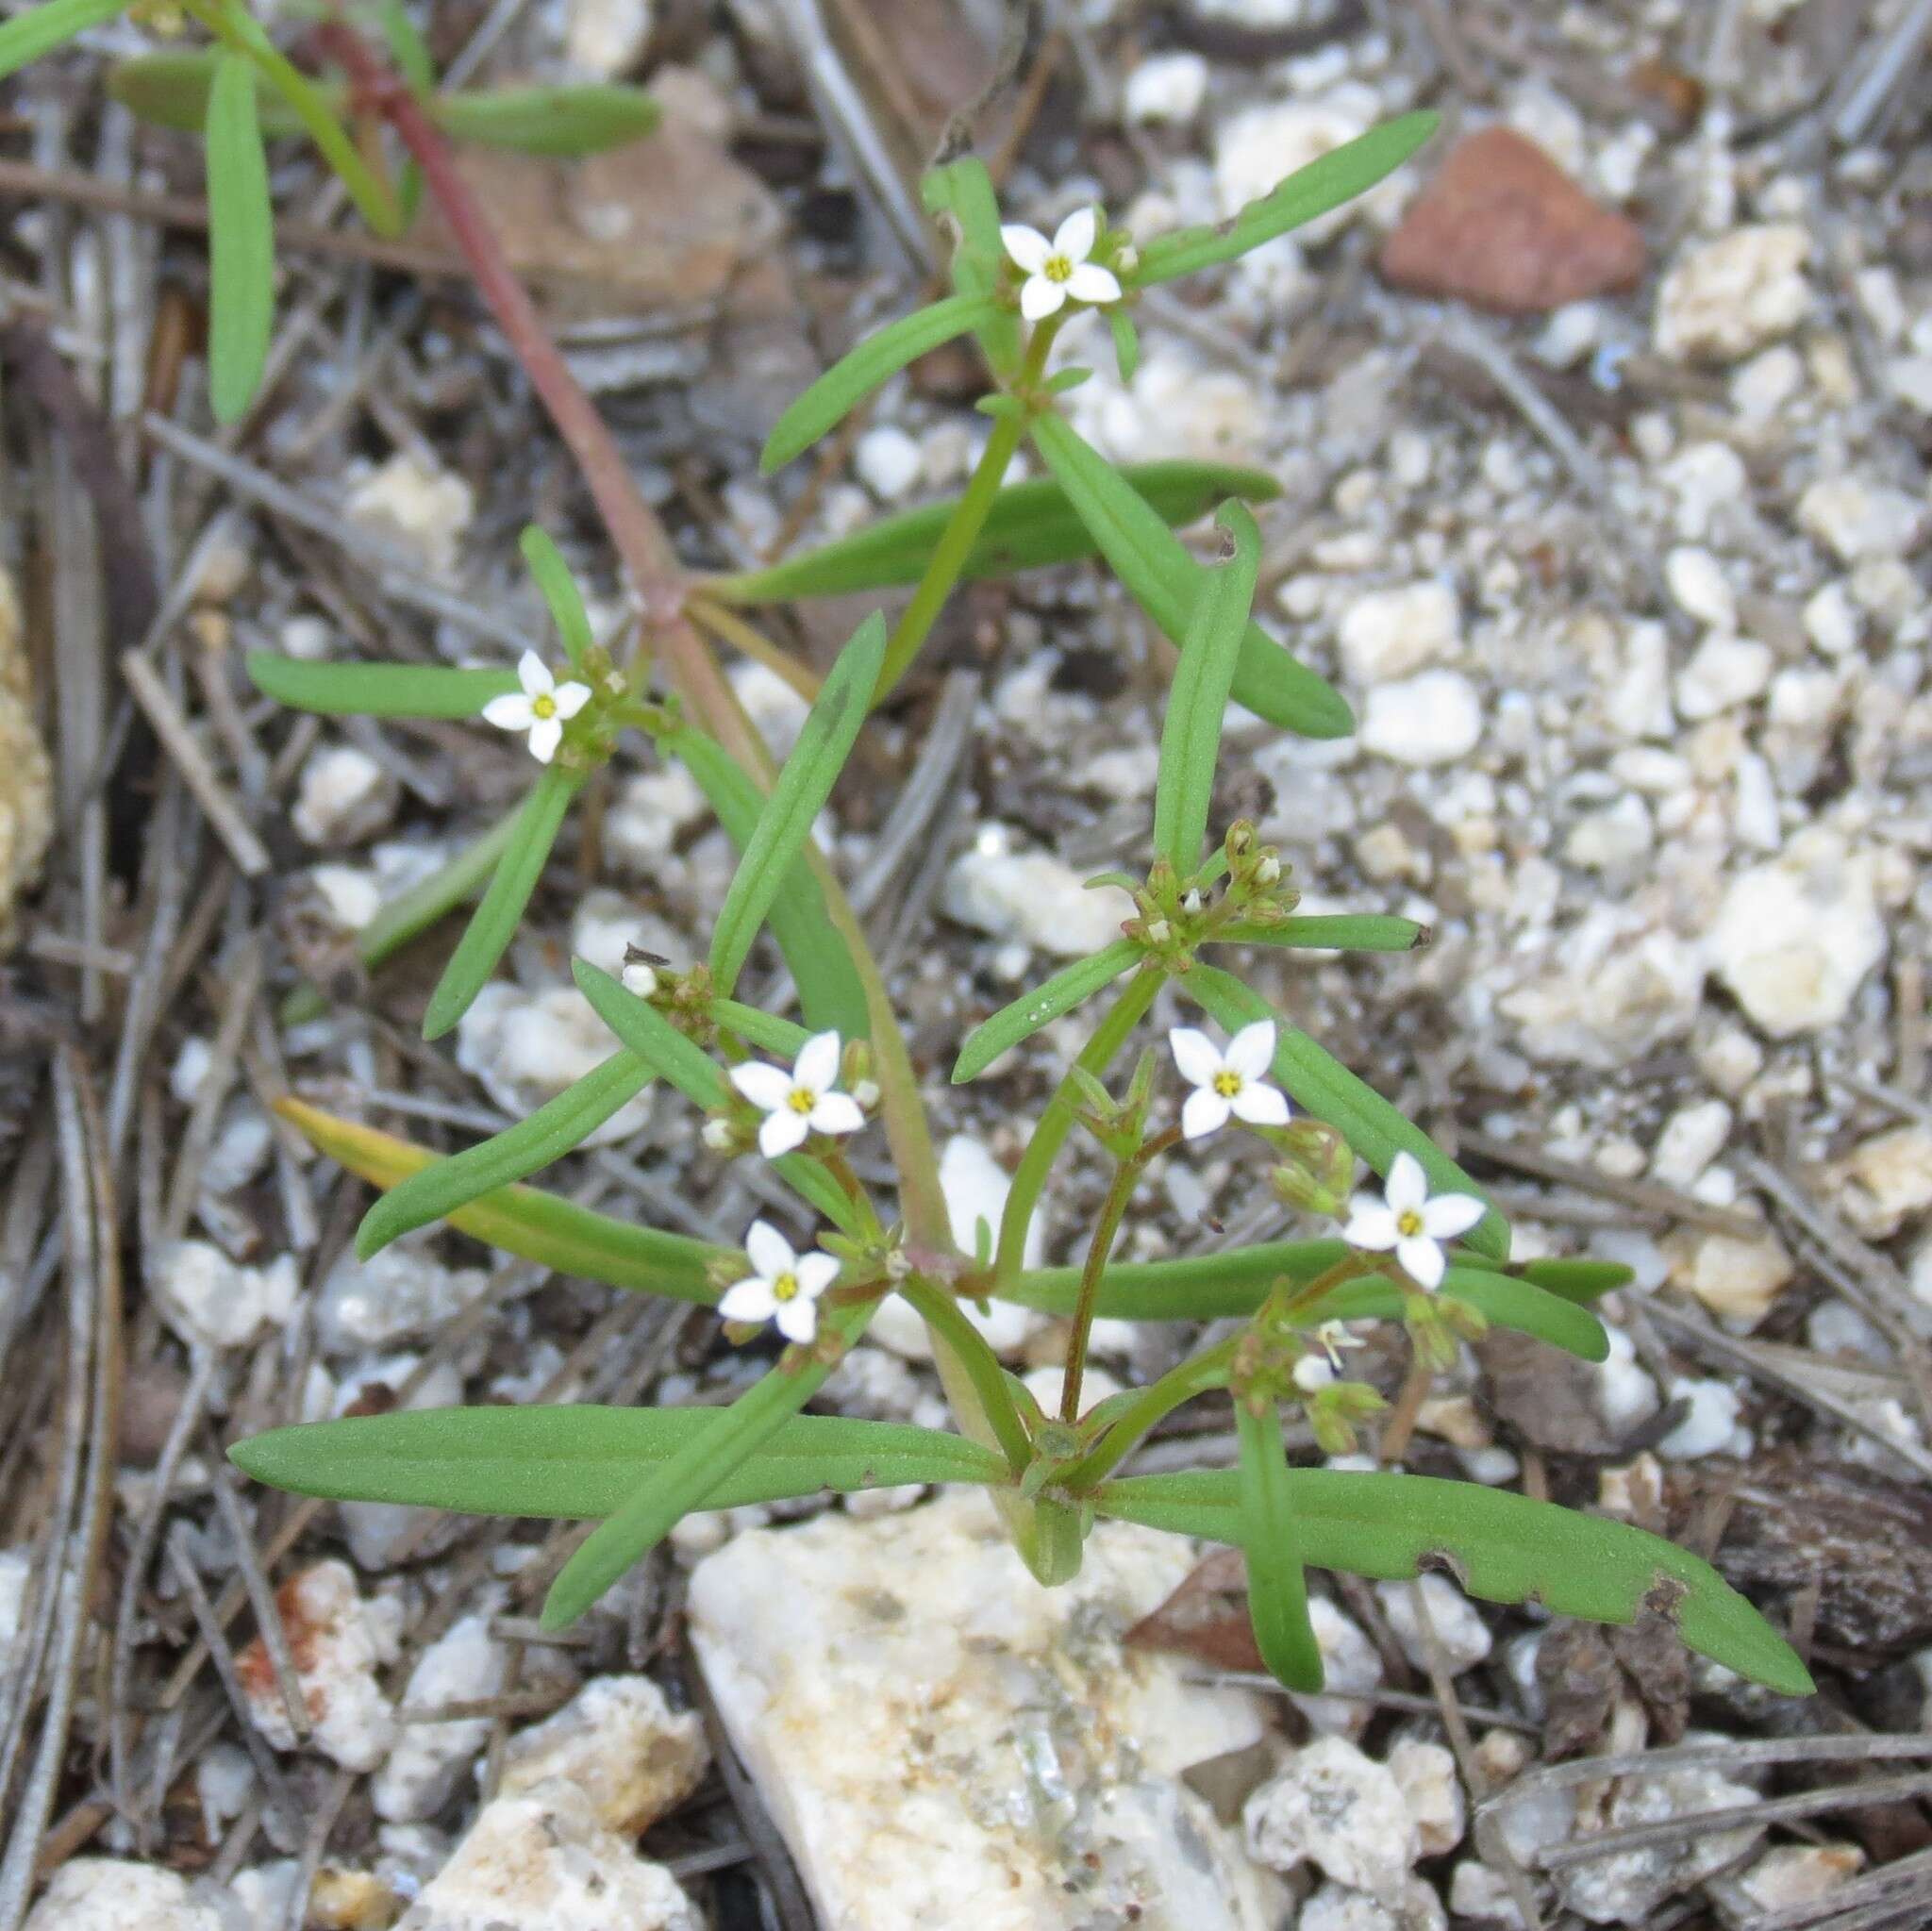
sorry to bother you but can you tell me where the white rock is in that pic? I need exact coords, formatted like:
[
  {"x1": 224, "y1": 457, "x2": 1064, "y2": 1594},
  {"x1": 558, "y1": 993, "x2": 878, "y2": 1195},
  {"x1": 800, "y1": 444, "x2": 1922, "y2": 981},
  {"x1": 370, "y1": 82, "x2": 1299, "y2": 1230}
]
[
  {"x1": 317, "y1": 1241, "x2": 492, "y2": 1356},
  {"x1": 239, "y1": 1560, "x2": 402, "y2": 1773},
  {"x1": 1674, "y1": 635, "x2": 1772, "y2": 721},
  {"x1": 941, "y1": 830, "x2": 1134, "y2": 957},
  {"x1": 1594, "y1": 1327, "x2": 1661, "y2": 1437},
  {"x1": 1294, "y1": 1595, "x2": 1387, "y2": 1738},
  {"x1": 153, "y1": 1240, "x2": 298, "y2": 1350},
  {"x1": 1449, "y1": 1860, "x2": 1527, "y2": 1928},
  {"x1": 292, "y1": 745, "x2": 398, "y2": 848},
  {"x1": 1796, "y1": 474, "x2": 1926, "y2": 564},
  {"x1": 398, "y1": 1788, "x2": 700, "y2": 1931},
  {"x1": 22, "y1": 1860, "x2": 225, "y2": 1931},
  {"x1": 1827, "y1": 1126, "x2": 1932, "y2": 1240},
  {"x1": 1603, "y1": 620, "x2": 1673, "y2": 741},
  {"x1": 1663, "y1": 548, "x2": 1736, "y2": 630},
  {"x1": 1216, "y1": 89, "x2": 1379, "y2": 241},
  {"x1": 374, "y1": 1612, "x2": 508, "y2": 1823},
  {"x1": 689, "y1": 1490, "x2": 1282, "y2": 1930},
  {"x1": 345, "y1": 454, "x2": 474, "y2": 577},
  {"x1": 1020, "y1": 1363, "x2": 1124, "y2": 1419},
  {"x1": 1660, "y1": 442, "x2": 1749, "y2": 541},
  {"x1": 1300, "y1": 1877, "x2": 1446, "y2": 1931},
  {"x1": 1656, "y1": 1376, "x2": 1746, "y2": 1460},
  {"x1": 1717, "y1": 1842, "x2": 1864, "y2": 1922},
  {"x1": 1888, "y1": 353, "x2": 1932, "y2": 412},
  {"x1": 1124, "y1": 50, "x2": 1209, "y2": 125},
  {"x1": 1389, "y1": 1738, "x2": 1465, "y2": 1856},
  {"x1": 1244, "y1": 1736, "x2": 1418, "y2": 1901},
  {"x1": 1358, "y1": 672, "x2": 1482, "y2": 767},
  {"x1": 0, "y1": 1546, "x2": 30, "y2": 1689},
  {"x1": 854, "y1": 424, "x2": 924, "y2": 504},
  {"x1": 731, "y1": 661, "x2": 811, "y2": 761},
  {"x1": 603, "y1": 763, "x2": 708, "y2": 873},
  {"x1": 564, "y1": 0, "x2": 651, "y2": 78},
  {"x1": 1653, "y1": 225, "x2": 1810, "y2": 363},
  {"x1": 456, "y1": 984, "x2": 655, "y2": 1142},
  {"x1": 1068, "y1": 345, "x2": 1262, "y2": 465},
  {"x1": 1501, "y1": 907, "x2": 1705, "y2": 1070},
  {"x1": 1665, "y1": 1227, "x2": 1792, "y2": 1330},
  {"x1": 1338, "y1": 581, "x2": 1461, "y2": 685},
  {"x1": 1376, "y1": 1574, "x2": 1491, "y2": 1674},
  {"x1": 1564, "y1": 794, "x2": 1653, "y2": 872},
  {"x1": 499, "y1": 1675, "x2": 708, "y2": 1835},
  {"x1": 1707, "y1": 831, "x2": 1886, "y2": 1037},
  {"x1": 1803, "y1": 580, "x2": 1862, "y2": 657},
  {"x1": 1650, "y1": 1100, "x2": 1732, "y2": 1189}
]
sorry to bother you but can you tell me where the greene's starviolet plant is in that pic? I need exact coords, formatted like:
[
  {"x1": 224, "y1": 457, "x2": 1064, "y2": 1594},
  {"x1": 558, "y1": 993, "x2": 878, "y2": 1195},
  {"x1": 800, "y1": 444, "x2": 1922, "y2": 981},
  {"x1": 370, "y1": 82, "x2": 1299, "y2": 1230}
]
[{"x1": 14, "y1": 0, "x2": 1816, "y2": 1702}]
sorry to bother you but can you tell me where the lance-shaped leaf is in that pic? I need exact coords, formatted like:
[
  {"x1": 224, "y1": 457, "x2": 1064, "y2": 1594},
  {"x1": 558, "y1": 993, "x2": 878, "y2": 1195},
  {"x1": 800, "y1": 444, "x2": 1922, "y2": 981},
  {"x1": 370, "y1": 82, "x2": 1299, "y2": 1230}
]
[
  {"x1": 1522, "y1": 1257, "x2": 1630, "y2": 1304},
  {"x1": 0, "y1": 0, "x2": 132, "y2": 84},
  {"x1": 1028, "y1": 414, "x2": 1353, "y2": 740},
  {"x1": 433, "y1": 83, "x2": 660, "y2": 157},
  {"x1": 760, "y1": 296, "x2": 1000, "y2": 474},
  {"x1": 232, "y1": 1405, "x2": 1009, "y2": 1518},
  {"x1": 1092, "y1": 1466, "x2": 1814, "y2": 1698},
  {"x1": 246, "y1": 653, "x2": 520, "y2": 719},
  {"x1": 1216, "y1": 915, "x2": 1424, "y2": 953},
  {"x1": 423, "y1": 768, "x2": 581, "y2": 1040},
  {"x1": 541, "y1": 1297, "x2": 880, "y2": 1626},
  {"x1": 109, "y1": 51, "x2": 313, "y2": 134},
  {"x1": 1132, "y1": 112, "x2": 1439, "y2": 288},
  {"x1": 953, "y1": 941, "x2": 1142, "y2": 1084},
  {"x1": 669, "y1": 727, "x2": 868, "y2": 1041},
  {"x1": 1154, "y1": 500, "x2": 1259, "y2": 872},
  {"x1": 1306, "y1": 1268, "x2": 1609, "y2": 1362},
  {"x1": 279, "y1": 1099, "x2": 726, "y2": 1300},
  {"x1": 1184, "y1": 964, "x2": 1508, "y2": 1262},
  {"x1": 205, "y1": 51, "x2": 276, "y2": 424},
  {"x1": 1237, "y1": 1400, "x2": 1323, "y2": 1690},
  {"x1": 519, "y1": 527, "x2": 594, "y2": 671},
  {"x1": 708, "y1": 614, "x2": 886, "y2": 997},
  {"x1": 921, "y1": 157, "x2": 1021, "y2": 374},
  {"x1": 357, "y1": 1048, "x2": 652, "y2": 1259},
  {"x1": 711, "y1": 999, "x2": 812, "y2": 1061},
  {"x1": 708, "y1": 462, "x2": 1282, "y2": 605}
]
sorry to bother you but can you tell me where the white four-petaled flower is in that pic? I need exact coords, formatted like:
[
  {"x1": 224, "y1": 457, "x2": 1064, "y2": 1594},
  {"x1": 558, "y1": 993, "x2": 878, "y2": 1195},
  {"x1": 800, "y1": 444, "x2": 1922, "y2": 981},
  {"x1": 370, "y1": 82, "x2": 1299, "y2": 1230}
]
[
  {"x1": 719, "y1": 1220, "x2": 839, "y2": 1344},
  {"x1": 1001, "y1": 208, "x2": 1122, "y2": 322},
  {"x1": 1169, "y1": 1021, "x2": 1291, "y2": 1140},
  {"x1": 1292, "y1": 1320, "x2": 1366, "y2": 1392},
  {"x1": 1341, "y1": 1152, "x2": 1485, "y2": 1292},
  {"x1": 482, "y1": 650, "x2": 592, "y2": 764},
  {"x1": 728, "y1": 1030, "x2": 864, "y2": 1159}
]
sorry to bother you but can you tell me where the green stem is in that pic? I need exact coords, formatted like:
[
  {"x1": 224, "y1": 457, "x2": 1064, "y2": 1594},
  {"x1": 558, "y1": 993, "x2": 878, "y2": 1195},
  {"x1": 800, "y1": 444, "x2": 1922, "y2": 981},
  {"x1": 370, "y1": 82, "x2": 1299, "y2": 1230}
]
[
  {"x1": 1063, "y1": 1335, "x2": 1237, "y2": 1490},
  {"x1": 993, "y1": 969, "x2": 1160, "y2": 1288},
  {"x1": 894, "y1": 1276, "x2": 1032, "y2": 1473},
  {"x1": 1060, "y1": 1152, "x2": 1141, "y2": 1423}
]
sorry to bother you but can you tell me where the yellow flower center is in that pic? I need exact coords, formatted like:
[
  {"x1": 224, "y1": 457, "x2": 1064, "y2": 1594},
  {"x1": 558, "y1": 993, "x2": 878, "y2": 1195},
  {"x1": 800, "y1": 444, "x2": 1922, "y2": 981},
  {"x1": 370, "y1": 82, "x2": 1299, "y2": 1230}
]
[
  {"x1": 1043, "y1": 254, "x2": 1074, "y2": 284},
  {"x1": 1396, "y1": 1208, "x2": 1424, "y2": 1238},
  {"x1": 1213, "y1": 1070, "x2": 1243, "y2": 1098},
  {"x1": 787, "y1": 1087, "x2": 817, "y2": 1115},
  {"x1": 772, "y1": 1272, "x2": 799, "y2": 1303},
  {"x1": 532, "y1": 693, "x2": 558, "y2": 720}
]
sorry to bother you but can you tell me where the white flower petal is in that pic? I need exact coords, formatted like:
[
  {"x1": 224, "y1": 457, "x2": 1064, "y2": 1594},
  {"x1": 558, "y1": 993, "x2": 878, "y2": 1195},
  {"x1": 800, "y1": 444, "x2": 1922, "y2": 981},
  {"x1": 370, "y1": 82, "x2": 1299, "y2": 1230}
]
[
  {"x1": 1384, "y1": 1152, "x2": 1429, "y2": 1214},
  {"x1": 552, "y1": 681, "x2": 592, "y2": 720},
  {"x1": 744, "y1": 1221, "x2": 795, "y2": 1280},
  {"x1": 758, "y1": 1110, "x2": 810, "y2": 1158},
  {"x1": 1230, "y1": 1082, "x2": 1290, "y2": 1127},
  {"x1": 1225, "y1": 1021, "x2": 1278, "y2": 1080},
  {"x1": 719, "y1": 1277, "x2": 777, "y2": 1323},
  {"x1": 1020, "y1": 275, "x2": 1067, "y2": 321},
  {"x1": 482, "y1": 692, "x2": 535, "y2": 731},
  {"x1": 793, "y1": 1252, "x2": 841, "y2": 1298},
  {"x1": 774, "y1": 1296, "x2": 819, "y2": 1343},
  {"x1": 516, "y1": 650, "x2": 554, "y2": 699},
  {"x1": 729, "y1": 1061, "x2": 793, "y2": 1111},
  {"x1": 526, "y1": 716, "x2": 563, "y2": 763},
  {"x1": 808, "y1": 1091, "x2": 865, "y2": 1138},
  {"x1": 1001, "y1": 224, "x2": 1052, "y2": 274},
  {"x1": 1292, "y1": 1355, "x2": 1336, "y2": 1392},
  {"x1": 1422, "y1": 1191, "x2": 1486, "y2": 1240},
  {"x1": 1063, "y1": 262, "x2": 1122, "y2": 307},
  {"x1": 1343, "y1": 1204, "x2": 1400, "y2": 1250},
  {"x1": 1168, "y1": 1026, "x2": 1224, "y2": 1090},
  {"x1": 1053, "y1": 206, "x2": 1098, "y2": 263},
  {"x1": 1396, "y1": 1234, "x2": 1446, "y2": 1291},
  {"x1": 793, "y1": 1031, "x2": 841, "y2": 1093},
  {"x1": 1181, "y1": 1087, "x2": 1231, "y2": 1140}
]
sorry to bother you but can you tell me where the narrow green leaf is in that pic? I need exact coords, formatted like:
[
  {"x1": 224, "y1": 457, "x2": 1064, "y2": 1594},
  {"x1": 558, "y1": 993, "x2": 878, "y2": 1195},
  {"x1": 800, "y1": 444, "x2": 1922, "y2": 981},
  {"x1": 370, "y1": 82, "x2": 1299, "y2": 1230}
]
[
  {"x1": 108, "y1": 51, "x2": 312, "y2": 135},
  {"x1": 246, "y1": 652, "x2": 519, "y2": 720},
  {"x1": 355, "y1": 1050, "x2": 653, "y2": 1259},
  {"x1": 708, "y1": 614, "x2": 886, "y2": 996},
  {"x1": 541, "y1": 1298, "x2": 879, "y2": 1626},
  {"x1": 1217, "y1": 915, "x2": 1425, "y2": 954},
  {"x1": 1093, "y1": 1466, "x2": 1814, "y2": 1698},
  {"x1": 374, "y1": 0, "x2": 436, "y2": 92},
  {"x1": 1184, "y1": 964, "x2": 1508, "y2": 1262},
  {"x1": 205, "y1": 52, "x2": 276, "y2": 424},
  {"x1": 231, "y1": 1405, "x2": 1008, "y2": 1518},
  {"x1": 0, "y1": 0, "x2": 130, "y2": 84},
  {"x1": 277, "y1": 1099, "x2": 725, "y2": 1299},
  {"x1": 519, "y1": 527, "x2": 594, "y2": 672},
  {"x1": 952, "y1": 941, "x2": 1142, "y2": 1084},
  {"x1": 1108, "y1": 308, "x2": 1140, "y2": 384},
  {"x1": 1522, "y1": 1257, "x2": 1632, "y2": 1304},
  {"x1": 1237, "y1": 1402, "x2": 1323, "y2": 1690},
  {"x1": 1154, "y1": 500, "x2": 1259, "y2": 871},
  {"x1": 669, "y1": 728, "x2": 868, "y2": 1041},
  {"x1": 423, "y1": 768, "x2": 580, "y2": 1040},
  {"x1": 710, "y1": 462, "x2": 1281, "y2": 605},
  {"x1": 355, "y1": 811, "x2": 520, "y2": 975},
  {"x1": 1028, "y1": 414, "x2": 1353, "y2": 740},
  {"x1": 433, "y1": 84, "x2": 660, "y2": 157},
  {"x1": 1133, "y1": 111, "x2": 1439, "y2": 287},
  {"x1": 760, "y1": 296, "x2": 999, "y2": 474},
  {"x1": 1307, "y1": 1268, "x2": 1610, "y2": 1363},
  {"x1": 921, "y1": 157, "x2": 1021, "y2": 374}
]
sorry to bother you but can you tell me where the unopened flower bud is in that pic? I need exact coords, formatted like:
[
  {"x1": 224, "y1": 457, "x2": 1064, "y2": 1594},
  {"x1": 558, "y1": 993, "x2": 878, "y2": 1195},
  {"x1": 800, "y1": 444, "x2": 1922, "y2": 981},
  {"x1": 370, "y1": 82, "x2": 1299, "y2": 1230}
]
[
  {"x1": 1254, "y1": 855, "x2": 1281, "y2": 887},
  {"x1": 621, "y1": 961, "x2": 658, "y2": 1000},
  {"x1": 851, "y1": 1078, "x2": 880, "y2": 1111},
  {"x1": 1269, "y1": 1121, "x2": 1357, "y2": 1217},
  {"x1": 1144, "y1": 919, "x2": 1173, "y2": 946},
  {"x1": 1182, "y1": 890, "x2": 1204, "y2": 915},
  {"x1": 1291, "y1": 1354, "x2": 1336, "y2": 1393},
  {"x1": 702, "y1": 1118, "x2": 736, "y2": 1153}
]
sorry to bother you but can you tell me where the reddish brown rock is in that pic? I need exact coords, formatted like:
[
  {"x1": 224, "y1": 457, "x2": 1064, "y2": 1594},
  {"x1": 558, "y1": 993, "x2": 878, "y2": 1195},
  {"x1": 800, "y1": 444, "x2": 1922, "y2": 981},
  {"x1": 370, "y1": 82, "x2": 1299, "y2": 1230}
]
[{"x1": 1379, "y1": 125, "x2": 1647, "y2": 315}]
